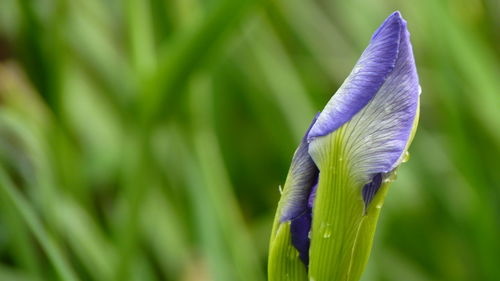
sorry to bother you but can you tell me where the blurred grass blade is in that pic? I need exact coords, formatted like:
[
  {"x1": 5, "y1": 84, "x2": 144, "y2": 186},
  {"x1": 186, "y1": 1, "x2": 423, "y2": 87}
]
[
  {"x1": 140, "y1": 188, "x2": 190, "y2": 277},
  {"x1": 189, "y1": 75, "x2": 265, "y2": 281},
  {"x1": 0, "y1": 168, "x2": 79, "y2": 281},
  {"x1": 0, "y1": 264, "x2": 36, "y2": 281},
  {"x1": 140, "y1": 0, "x2": 263, "y2": 124},
  {"x1": 125, "y1": 0, "x2": 156, "y2": 74},
  {"x1": 246, "y1": 18, "x2": 315, "y2": 140},
  {"x1": 54, "y1": 199, "x2": 116, "y2": 281}
]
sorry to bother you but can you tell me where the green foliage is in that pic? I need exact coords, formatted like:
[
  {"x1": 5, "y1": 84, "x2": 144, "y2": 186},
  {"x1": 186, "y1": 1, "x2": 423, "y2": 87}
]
[{"x1": 0, "y1": 0, "x2": 498, "y2": 280}]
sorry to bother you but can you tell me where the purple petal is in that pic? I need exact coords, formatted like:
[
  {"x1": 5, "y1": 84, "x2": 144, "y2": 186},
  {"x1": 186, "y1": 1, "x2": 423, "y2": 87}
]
[
  {"x1": 362, "y1": 173, "x2": 382, "y2": 213},
  {"x1": 290, "y1": 210, "x2": 312, "y2": 266},
  {"x1": 308, "y1": 11, "x2": 419, "y2": 177},
  {"x1": 308, "y1": 11, "x2": 403, "y2": 140},
  {"x1": 307, "y1": 182, "x2": 318, "y2": 209},
  {"x1": 280, "y1": 113, "x2": 320, "y2": 222}
]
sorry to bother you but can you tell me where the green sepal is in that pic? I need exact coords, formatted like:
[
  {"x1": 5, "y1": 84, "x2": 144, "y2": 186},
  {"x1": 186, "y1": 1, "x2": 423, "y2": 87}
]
[
  {"x1": 306, "y1": 96, "x2": 420, "y2": 280},
  {"x1": 268, "y1": 151, "x2": 309, "y2": 281},
  {"x1": 268, "y1": 222, "x2": 308, "y2": 281},
  {"x1": 307, "y1": 126, "x2": 393, "y2": 281}
]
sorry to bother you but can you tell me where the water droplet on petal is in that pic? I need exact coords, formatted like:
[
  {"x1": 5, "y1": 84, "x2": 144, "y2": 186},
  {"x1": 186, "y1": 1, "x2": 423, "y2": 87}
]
[
  {"x1": 383, "y1": 171, "x2": 398, "y2": 183},
  {"x1": 402, "y1": 151, "x2": 410, "y2": 163}
]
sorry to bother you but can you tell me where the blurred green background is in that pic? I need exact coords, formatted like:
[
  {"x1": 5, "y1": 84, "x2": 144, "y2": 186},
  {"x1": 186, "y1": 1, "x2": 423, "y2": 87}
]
[{"x1": 0, "y1": 0, "x2": 499, "y2": 280}]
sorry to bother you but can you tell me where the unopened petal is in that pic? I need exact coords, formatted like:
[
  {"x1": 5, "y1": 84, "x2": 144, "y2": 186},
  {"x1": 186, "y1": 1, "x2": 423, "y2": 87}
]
[
  {"x1": 308, "y1": 11, "x2": 403, "y2": 141},
  {"x1": 280, "y1": 114, "x2": 320, "y2": 222},
  {"x1": 309, "y1": 11, "x2": 419, "y2": 182}
]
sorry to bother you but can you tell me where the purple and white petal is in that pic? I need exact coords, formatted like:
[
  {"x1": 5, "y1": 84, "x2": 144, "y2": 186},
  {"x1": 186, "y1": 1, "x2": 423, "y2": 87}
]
[
  {"x1": 308, "y1": 12, "x2": 403, "y2": 140},
  {"x1": 307, "y1": 182, "x2": 318, "y2": 209},
  {"x1": 279, "y1": 114, "x2": 320, "y2": 222},
  {"x1": 308, "y1": 11, "x2": 419, "y2": 183}
]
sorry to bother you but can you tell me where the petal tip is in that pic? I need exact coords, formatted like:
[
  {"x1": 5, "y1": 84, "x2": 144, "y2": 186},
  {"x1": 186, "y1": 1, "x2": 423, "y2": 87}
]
[
  {"x1": 308, "y1": 12, "x2": 407, "y2": 142},
  {"x1": 371, "y1": 11, "x2": 404, "y2": 41},
  {"x1": 308, "y1": 10, "x2": 419, "y2": 178}
]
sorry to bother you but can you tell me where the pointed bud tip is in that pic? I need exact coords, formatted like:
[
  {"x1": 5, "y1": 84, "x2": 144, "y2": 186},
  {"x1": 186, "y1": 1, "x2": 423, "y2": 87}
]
[
  {"x1": 371, "y1": 11, "x2": 406, "y2": 41},
  {"x1": 307, "y1": 11, "x2": 408, "y2": 142}
]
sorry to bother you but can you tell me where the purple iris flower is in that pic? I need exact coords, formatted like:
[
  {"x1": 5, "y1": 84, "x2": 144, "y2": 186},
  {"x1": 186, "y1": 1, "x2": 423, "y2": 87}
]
[{"x1": 276, "y1": 11, "x2": 420, "y2": 267}]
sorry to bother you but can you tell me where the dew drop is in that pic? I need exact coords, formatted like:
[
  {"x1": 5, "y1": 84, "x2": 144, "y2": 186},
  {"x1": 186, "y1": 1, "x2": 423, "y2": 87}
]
[
  {"x1": 402, "y1": 151, "x2": 410, "y2": 163},
  {"x1": 278, "y1": 185, "x2": 283, "y2": 194},
  {"x1": 383, "y1": 175, "x2": 393, "y2": 183},
  {"x1": 320, "y1": 222, "x2": 332, "y2": 239},
  {"x1": 383, "y1": 171, "x2": 398, "y2": 183}
]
